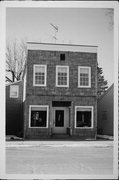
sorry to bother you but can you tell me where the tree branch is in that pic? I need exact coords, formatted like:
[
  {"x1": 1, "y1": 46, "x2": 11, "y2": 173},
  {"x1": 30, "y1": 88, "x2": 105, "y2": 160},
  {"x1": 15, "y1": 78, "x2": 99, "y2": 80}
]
[{"x1": 5, "y1": 76, "x2": 13, "y2": 83}]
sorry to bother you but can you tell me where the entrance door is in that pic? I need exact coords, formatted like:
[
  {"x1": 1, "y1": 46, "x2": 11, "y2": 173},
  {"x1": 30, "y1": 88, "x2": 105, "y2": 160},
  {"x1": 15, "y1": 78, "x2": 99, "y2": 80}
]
[{"x1": 52, "y1": 107, "x2": 69, "y2": 134}]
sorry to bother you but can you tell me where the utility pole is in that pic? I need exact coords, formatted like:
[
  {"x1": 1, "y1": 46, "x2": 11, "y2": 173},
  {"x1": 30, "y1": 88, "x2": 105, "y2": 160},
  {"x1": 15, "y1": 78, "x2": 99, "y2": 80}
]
[{"x1": 50, "y1": 23, "x2": 58, "y2": 43}]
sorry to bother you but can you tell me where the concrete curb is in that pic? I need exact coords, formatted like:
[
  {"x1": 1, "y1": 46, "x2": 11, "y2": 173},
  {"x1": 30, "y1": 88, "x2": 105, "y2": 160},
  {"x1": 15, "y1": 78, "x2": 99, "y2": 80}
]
[{"x1": 6, "y1": 140, "x2": 113, "y2": 148}]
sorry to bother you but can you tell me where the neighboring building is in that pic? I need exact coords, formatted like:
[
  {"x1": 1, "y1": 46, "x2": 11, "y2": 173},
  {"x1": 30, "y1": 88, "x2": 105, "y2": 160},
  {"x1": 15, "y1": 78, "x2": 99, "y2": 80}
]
[
  {"x1": 23, "y1": 42, "x2": 97, "y2": 139},
  {"x1": 97, "y1": 84, "x2": 114, "y2": 136},
  {"x1": 6, "y1": 81, "x2": 23, "y2": 137}
]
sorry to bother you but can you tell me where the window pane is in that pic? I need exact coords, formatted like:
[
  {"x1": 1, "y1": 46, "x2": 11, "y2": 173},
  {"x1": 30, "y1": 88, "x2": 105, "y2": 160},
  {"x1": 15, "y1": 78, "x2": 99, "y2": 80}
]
[
  {"x1": 35, "y1": 73, "x2": 44, "y2": 84},
  {"x1": 35, "y1": 66, "x2": 45, "y2": 73},
  {"x1": 10, "y1": 85, "x2": 19, "y2": 98},
  {"x1": 60, "y1": 54, "x2": 65, "y2": 61},
  {"x1": 31, "y1": 107, "x2": 47, "y2": 127},
  {"x1": 76, "y1": 110, "x2": 91, "y2": 127},
  {"x1": 55, "y1": 110, "x2": 64, "y2": 127},
  {"x1": 80, "y1": 68, "x2": 89, "y2": 74},
  {"x1": 57, "y1": 67, "x2": 68, "y2": 86},
  {"x1": 58, "y1": 67, "x2": 67, "y2": 73},
  {"x1": 34, "y1": 66, "x2": 46, "y2": 85},
  {"x1": 79, "y1": 67, "x2": 90, "y2": 87}
]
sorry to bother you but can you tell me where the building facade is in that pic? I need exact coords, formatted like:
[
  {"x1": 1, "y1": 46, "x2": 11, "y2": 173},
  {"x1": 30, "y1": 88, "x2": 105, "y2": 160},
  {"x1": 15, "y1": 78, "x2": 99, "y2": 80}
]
[
  {"x1": 97, "y1": 84, "x2": 114, "y2": 136},
  {"x1": 6, "y1": 81, "x2": 23, "y2": 136},
  {"x1": 23, "y1": 43, "x2": 97, "y2": 139}
]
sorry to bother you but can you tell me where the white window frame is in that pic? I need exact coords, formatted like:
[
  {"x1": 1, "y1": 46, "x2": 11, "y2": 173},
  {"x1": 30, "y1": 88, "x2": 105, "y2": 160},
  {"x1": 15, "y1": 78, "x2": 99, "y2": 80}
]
[
  {"x1": 56, "y1": 65, "x2": 69, "y2": 87},
  {"x1": 78, "y1": 66, "x2": 91, "y2": 88},
  {"x1": 75, "y1": 106, "x2": 93, "y2": 129},
  {"x1": 33, "y1": 64, "x2": 47, "y2": 87},
  {"x1": 10, "y1": 85, "x2": 19, "y2": 98},
  {"x1": 29, "y1": 105, "x2": 49, "y2": 128}
]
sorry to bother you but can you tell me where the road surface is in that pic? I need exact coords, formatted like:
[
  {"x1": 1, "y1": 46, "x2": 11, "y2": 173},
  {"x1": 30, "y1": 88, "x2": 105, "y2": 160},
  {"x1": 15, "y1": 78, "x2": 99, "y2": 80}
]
[{"x1": 6, "y1": 140, "x2": 113, "y2": 175}]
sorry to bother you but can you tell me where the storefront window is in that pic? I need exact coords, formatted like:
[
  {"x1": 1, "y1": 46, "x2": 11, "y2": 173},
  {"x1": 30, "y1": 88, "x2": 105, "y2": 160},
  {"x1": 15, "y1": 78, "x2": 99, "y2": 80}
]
[
  {"x1": 29, "y1": 106, "x2": 48, "y2": 128},
  {"x1": 75, "y1": 106, "x2": 93, "y2": 128}
]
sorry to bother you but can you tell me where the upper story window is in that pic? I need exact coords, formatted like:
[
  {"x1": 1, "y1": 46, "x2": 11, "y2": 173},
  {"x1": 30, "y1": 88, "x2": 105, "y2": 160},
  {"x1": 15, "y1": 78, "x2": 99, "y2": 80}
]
[
  {"x1": 56, "y1": 66, "x2": 69, "y2": 87},
  {"x1": 33, "y1": 65, "x2": 47, "y2": 86},
  {"x1": 10, "y1": 85, "x2": 19, "y2": 98},
  {"x1": 60, "y1": 54, "x2": 65, "y2": 61},
  {"x1": 78, "y1": 66, "x2": 91, "y2": 88}
]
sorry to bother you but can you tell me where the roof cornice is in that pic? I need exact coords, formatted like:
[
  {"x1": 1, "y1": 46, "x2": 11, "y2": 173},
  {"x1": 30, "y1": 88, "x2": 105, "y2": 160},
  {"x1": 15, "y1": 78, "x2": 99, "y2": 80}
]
[{"x1": 27, "y1": 42, "x2": 97, "y2": 53}]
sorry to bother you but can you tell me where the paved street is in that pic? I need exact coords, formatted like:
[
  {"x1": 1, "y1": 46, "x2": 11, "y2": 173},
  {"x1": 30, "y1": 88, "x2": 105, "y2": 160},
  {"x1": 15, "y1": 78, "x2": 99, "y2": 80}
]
[{"x1": 6, "y1": 141, "x2": 113, "y2": 175}]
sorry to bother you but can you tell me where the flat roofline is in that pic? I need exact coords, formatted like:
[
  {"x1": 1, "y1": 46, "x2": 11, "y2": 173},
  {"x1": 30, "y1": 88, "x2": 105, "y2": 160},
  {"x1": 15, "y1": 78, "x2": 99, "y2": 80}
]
[
  {"x1": 27, "y1": 42, "x2": 97, "y2": 53},
  {"x1": 27, "y1": 42, "x2": 98, "y2": 48}
]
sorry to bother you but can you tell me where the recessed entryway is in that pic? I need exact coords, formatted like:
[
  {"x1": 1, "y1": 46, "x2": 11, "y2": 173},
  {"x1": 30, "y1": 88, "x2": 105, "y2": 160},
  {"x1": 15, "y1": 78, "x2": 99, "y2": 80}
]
[{"x1": 52, "y1": 107, "x2": 69, "y2": 134}]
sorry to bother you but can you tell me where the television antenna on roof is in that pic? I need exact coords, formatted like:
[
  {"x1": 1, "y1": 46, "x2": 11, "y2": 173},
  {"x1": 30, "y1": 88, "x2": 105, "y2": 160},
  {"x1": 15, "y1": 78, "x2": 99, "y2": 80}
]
[{"x1": 50, "y1": 23, "x2": 59, "y2": 43}]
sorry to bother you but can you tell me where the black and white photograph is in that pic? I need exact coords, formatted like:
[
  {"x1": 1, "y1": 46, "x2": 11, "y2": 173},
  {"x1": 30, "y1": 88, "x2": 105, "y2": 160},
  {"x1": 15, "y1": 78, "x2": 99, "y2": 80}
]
[{"x1": 0, "y1": 1, "x2": 118, "y2": 179}]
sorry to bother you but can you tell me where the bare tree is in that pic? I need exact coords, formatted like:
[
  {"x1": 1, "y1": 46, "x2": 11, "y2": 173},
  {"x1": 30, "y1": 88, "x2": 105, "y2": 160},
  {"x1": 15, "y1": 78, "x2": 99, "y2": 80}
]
[{"x1": 6, "y1": 40, "x2": 27, "y2": 83}]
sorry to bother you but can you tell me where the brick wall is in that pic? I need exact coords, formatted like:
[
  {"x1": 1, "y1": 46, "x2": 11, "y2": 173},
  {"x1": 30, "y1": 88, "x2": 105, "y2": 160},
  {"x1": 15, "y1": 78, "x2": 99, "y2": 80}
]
[
  {"x1": 24, "y1": 95, "x2": 97, "y2": 139},
  {"x1": 26, "y1": 50, "x2": 97, "y2": 97}
]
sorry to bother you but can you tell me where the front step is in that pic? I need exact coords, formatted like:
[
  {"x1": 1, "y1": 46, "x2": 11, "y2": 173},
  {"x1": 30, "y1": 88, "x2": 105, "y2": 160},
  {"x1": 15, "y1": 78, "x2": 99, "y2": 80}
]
[{"x1": 51, "y1": 134, "x2": 70, "y2": 139}]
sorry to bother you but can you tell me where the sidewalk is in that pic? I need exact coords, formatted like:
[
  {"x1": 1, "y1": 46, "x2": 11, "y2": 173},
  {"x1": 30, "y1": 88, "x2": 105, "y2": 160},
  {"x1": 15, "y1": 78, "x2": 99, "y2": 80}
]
[
  {"x1": 6, "y1": 139, "x2": 113, "y2": 148},
  {"x1": 96, "y1": 134, "x2": 113, "y2": 140}
]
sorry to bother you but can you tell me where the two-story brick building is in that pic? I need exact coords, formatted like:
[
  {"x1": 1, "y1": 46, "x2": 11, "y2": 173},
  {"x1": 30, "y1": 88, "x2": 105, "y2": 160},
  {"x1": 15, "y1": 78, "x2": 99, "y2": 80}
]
[{"x1": 23, "y1": 42, "x2": 97, "y2": 139}]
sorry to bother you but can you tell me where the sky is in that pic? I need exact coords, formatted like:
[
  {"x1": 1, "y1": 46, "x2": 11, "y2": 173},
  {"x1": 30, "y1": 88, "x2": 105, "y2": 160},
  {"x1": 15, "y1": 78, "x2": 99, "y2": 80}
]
[{"x1": 6, "y1": 7, "x2": 114, "y2": 87}]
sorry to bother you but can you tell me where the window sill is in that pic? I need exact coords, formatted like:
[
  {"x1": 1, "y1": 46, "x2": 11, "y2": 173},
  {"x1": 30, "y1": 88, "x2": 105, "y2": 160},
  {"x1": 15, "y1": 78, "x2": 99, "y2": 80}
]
[
  {"x1": 78, "y1": 86, "x2": 91, "y2": 88},
  {"x1": 29, "y1": 127, "x2": 48, "y2": 129},
  {"x1": 33, "y1": 84, "x2": 46, "y2": 87},
  {"x1": 75, "y1": 127, "x2": 93, "y2": 129},
  {"x1": 56, "y1": 85, "x2": 69, "y2": 88}
]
